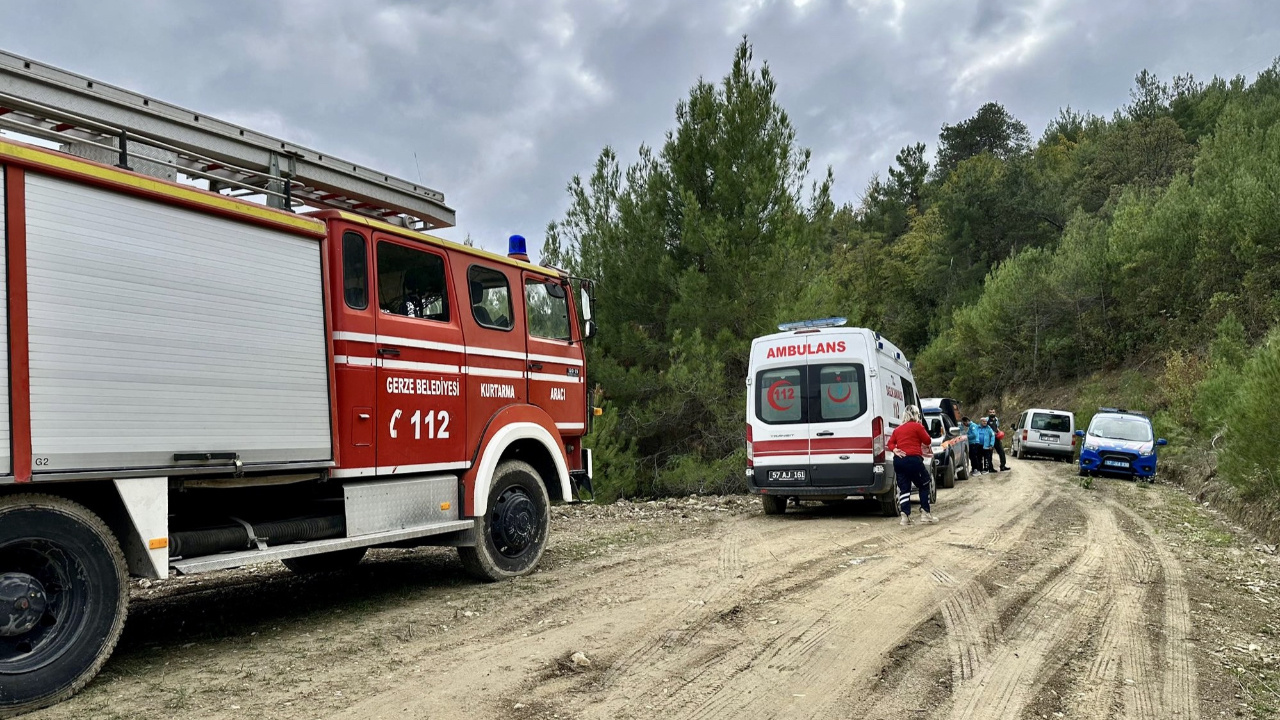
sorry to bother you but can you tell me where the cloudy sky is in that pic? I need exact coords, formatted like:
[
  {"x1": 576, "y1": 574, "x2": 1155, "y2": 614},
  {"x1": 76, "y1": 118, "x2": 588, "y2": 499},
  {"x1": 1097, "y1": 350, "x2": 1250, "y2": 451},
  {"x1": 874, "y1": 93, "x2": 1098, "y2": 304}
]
[{"x1": 1, "y1": 0, "x2": 1278, "y2": 257}]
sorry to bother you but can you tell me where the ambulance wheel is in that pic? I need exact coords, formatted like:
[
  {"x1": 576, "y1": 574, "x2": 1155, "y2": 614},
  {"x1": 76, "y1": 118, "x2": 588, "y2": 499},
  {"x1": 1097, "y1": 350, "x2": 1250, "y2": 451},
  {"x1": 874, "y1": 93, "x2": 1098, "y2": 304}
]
[
  {"x1": 0, "y1": 494, "x2": 129, "y2": 717},
  {"x1": 458, "y1": 460, "x2": 550, "y2": 582},
  {"x1": 761, "y1": 495, "x2": 787, "y2": 515},
  {"x1": 879, "y1": 492, "x2": 899, "y2": 517},
  {"x1": 282, "y1": 547, "x2": 367, "y2": 574}
]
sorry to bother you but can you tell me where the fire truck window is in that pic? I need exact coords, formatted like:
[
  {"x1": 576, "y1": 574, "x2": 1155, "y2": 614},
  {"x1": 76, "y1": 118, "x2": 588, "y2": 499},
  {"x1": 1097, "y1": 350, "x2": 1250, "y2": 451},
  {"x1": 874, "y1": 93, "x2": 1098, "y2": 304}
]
[
  {"x1": 525, "y1": 280, "x2": 571, "y2": 340},
  {"x1": 810, "y1": 364, "x2": 867, "y2": 422},
  {"x1": 468, "y1": 265, "x2": 513, "y2": 331},
  {"x1": 376, "y1": 242, "x2": 449, "y2": 322},
  {"x1": 342, "y1": 232, "x2": 369, "y2": 310},
  {"x1": 756, "y1": 367, "x2": 805, "y2": 424}
]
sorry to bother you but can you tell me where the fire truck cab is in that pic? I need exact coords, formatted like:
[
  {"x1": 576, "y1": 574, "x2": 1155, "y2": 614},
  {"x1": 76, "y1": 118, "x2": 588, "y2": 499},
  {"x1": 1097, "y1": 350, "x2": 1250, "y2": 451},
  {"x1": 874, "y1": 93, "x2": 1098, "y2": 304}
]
[{"x1": 0, "y1": 50, "x2": 595, "y2": 715}]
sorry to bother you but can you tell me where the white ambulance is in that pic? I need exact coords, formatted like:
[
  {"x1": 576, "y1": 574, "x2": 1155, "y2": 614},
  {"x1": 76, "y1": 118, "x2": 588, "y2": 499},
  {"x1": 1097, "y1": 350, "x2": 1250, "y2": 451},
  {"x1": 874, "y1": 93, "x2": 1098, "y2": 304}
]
[{"x1": 746, "y1": 318, "x2": 925, "y2": 515}]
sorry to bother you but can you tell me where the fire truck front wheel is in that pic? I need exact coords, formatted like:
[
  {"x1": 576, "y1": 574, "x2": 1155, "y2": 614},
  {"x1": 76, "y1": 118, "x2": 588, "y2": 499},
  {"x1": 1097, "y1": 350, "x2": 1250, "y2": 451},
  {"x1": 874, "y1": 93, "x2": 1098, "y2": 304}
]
[
  {"x1": 0, "y1": 494, "x2": 129, "y2": 718},
  {"x1": 459, "y1": 460, "x2": 550, "y2": 582}
]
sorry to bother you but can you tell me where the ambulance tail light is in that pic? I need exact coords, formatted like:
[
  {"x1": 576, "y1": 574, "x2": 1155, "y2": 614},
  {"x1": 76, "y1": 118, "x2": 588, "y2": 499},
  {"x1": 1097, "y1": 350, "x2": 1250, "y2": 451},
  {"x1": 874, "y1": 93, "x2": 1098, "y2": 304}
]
[
  {"x1": 746, "y1": 425, "x2": 754, "y2": 468},
  {"x1": 872, "y1": 416, "x2": 885, "y2": 463}
]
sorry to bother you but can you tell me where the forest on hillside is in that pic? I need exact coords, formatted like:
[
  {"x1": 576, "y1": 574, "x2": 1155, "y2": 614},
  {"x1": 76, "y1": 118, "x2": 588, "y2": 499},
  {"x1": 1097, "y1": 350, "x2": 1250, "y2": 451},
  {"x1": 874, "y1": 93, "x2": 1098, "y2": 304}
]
[{"x1": 544, "y1": 39, "x2": 1280, "y2": 503}]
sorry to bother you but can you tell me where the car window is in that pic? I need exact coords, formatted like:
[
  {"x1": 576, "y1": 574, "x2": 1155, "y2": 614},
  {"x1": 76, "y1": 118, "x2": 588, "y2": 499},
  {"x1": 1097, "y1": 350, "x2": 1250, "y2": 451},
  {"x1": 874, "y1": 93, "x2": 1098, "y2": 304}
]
[
  {"x1": 757, "y1": 367, "x2": 804, "y2": 424},
  {"x1": 1089, "y1": 416, "x2": 1153, "y2": 442},
  {"x1": 925, "y1": 416, "x2": 945, "y2": 439},
  {"x1": 1031, "y1": 413, "x2": 1072, "y2": 433}
]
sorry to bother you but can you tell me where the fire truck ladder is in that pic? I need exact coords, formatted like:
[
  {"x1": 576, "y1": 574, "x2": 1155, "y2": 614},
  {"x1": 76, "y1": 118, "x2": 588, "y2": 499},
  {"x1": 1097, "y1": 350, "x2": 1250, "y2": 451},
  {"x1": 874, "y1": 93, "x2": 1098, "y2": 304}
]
[{"x1": 0, "y1": 48, "x2": 454, "y2": 229}]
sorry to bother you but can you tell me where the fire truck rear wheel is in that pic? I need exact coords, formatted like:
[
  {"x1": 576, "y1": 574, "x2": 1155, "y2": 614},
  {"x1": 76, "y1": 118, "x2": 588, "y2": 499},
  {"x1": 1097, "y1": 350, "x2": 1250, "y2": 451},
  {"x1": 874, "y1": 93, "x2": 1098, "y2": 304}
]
[
  {"x1": 0, "y1": 494, "x2": 128, "y2": 718},
  {"x1": 459, "y1": 460, "x2": 550, "y2": 582},
  {"x1": 281, "y1": 547, "x2": 368, "y2": 574}
]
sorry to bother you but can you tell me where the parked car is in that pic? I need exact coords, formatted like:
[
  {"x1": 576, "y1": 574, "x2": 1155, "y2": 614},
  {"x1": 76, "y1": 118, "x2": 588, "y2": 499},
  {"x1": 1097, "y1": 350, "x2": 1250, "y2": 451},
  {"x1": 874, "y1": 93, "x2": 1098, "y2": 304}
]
[
  {"x1": 1011, "y1": 408, "x2": 1076, "y2": 461},
  {"x1": 1076, "y1": 408, "x2": 1168, "y2": 481},
  {"x1": 923, "y1": 405, "x2": 969, "y2": 488},
  {"x1": 745, "y1": 318, "x2": 934, "y2": 516}
]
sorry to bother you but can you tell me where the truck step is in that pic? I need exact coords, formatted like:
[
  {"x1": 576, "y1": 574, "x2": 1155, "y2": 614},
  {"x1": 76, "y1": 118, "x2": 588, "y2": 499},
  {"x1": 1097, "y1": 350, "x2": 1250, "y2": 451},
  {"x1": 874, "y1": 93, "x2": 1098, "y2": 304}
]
[{"x1": 170, "y1": 519, "x2": 474, "y2": 575}]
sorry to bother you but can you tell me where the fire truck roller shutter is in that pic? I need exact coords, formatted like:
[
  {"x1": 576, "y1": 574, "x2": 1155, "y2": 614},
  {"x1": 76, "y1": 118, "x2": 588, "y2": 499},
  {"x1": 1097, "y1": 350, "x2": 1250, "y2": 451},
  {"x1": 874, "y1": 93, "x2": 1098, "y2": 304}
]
[
  {"x1": 24, "y1": 174, "x2": 332, "y2": 472},
  {"x1": 472, "y1": 422, "x2": 571, "y2": 516},
  {"x1": 0, "y1": 169, "x2": 10, "y2": 475}
]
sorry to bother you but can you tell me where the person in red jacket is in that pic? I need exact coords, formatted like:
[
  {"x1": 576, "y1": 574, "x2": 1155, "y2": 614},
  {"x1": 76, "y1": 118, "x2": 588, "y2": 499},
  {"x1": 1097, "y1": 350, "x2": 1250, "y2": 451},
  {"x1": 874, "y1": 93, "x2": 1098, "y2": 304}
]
[{"x1": 887, "y1": 406, "x2": 938, "y2": 526}]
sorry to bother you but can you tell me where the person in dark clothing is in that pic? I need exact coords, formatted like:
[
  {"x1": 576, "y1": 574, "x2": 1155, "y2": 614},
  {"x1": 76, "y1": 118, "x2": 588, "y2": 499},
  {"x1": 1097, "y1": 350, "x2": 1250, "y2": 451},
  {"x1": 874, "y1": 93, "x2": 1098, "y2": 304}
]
[
  {"x1": 987, "y1": 408, "x2": 1009, "y2": 471},
  {"x1": 977, "y1": 417, "x2": 995, "y2": 473},
  {"x1": 963, "y1": 416, "x2": 983, "y2": 475},
  {"x1": 887, "y1": 406, "x2": 937, "y2": 526}
]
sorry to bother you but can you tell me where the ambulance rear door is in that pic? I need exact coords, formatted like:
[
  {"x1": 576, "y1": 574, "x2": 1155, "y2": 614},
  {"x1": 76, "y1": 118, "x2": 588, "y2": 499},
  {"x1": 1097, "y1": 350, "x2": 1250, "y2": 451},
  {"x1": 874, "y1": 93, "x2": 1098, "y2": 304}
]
[
  {"x1": 750, "y1": 342, "x2": 809, "y2": 486},
  {"x1": 806, "y1": 332, "x2": 875, "y2": 487}
]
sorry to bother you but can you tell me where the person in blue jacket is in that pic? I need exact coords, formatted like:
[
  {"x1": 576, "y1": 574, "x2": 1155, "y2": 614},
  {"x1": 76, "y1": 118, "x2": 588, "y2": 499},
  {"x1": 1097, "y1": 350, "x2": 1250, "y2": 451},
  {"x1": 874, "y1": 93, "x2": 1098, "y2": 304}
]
[
  {"x1": 976, "y1": 417, "x2": 996, "y2": 474},
  {"x1": 964, "y1": 417, "x2": 983, "y2": 476}
]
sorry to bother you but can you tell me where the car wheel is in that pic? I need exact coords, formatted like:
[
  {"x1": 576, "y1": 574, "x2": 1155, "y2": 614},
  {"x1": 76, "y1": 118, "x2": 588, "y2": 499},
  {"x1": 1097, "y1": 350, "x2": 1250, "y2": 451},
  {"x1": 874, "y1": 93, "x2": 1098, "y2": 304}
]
[
  {"x1": 940, "y1": 460, "x2": 956, "y2": 489},
  {"x1": 0, "y1": 495, "x2": 129, "y2": 717},
  {"x1": 458, "y1": 460, "x2": 550, "y2": 582}
]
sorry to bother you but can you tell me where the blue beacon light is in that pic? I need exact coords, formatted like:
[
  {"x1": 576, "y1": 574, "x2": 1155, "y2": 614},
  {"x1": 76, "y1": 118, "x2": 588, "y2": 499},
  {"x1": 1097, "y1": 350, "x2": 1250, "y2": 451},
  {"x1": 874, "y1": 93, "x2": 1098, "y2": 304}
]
[{"x1": 508, "y1": 234, "x2": 530, "y2": 261}]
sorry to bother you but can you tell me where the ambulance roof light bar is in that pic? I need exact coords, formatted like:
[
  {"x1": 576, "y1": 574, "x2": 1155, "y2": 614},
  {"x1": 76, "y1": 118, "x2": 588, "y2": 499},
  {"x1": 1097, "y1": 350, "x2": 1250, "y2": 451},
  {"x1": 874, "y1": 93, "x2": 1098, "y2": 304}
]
[
  {"x1": 777, "y1": 317, "x2": 847, "y2": 332},
  {"x1": 0, "y1": 48, "x2": 455, "y2": 229}
]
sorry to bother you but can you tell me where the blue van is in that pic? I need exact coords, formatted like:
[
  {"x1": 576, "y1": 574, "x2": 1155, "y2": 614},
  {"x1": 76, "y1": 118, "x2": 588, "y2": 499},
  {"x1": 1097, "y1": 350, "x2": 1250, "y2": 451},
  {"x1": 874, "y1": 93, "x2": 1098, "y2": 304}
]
[{"x1": 1075, "y1": 408, "x2": 1167, "y2": 481}]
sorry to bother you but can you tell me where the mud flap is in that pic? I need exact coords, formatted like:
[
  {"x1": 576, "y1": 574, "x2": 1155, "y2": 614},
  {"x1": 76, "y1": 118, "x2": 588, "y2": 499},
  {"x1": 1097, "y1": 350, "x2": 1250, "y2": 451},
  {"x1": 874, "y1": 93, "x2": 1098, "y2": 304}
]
[{"x1": 570, "y1": 448, "x2": 594, "y2": 502}]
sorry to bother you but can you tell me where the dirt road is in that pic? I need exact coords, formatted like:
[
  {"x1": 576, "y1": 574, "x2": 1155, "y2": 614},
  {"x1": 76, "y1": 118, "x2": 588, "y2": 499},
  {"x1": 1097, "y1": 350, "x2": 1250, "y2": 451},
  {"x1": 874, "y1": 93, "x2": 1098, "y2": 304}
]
[{"x1": 32, "y1": 461, "x2": 1280, "y2": 719}]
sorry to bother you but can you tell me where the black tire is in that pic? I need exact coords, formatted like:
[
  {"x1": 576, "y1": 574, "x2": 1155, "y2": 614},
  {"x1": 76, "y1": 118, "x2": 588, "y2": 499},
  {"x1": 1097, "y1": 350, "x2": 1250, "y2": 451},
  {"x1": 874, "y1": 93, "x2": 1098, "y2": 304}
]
[
  {"x1": 929, "y1": 478, "x2": 938, "y2": 507},
  {"x1": 282, "y1": 547, "x2": 367, "y2": 574},
  {"x1": 761, "y1": 495, "x2": 787, "y2": 515},
  {"x1": 1078, "y1": 466, "x2": 1088, "y2": 477},
  {"x1": 879, "y1": 491, "x2": 899, "y2": 517},
  {"x1": 0, "y1": 495, "x2": 128, "y2": 718},
  {"x1": 1011, "y1": 445, "x2": 1019, "y2": 459},
  {"x1": 957, "y1": 456, "x2": 970, "y2": 480},
  {"x1": 458, "y1": 460, "x2": 550, "y2": 582},
  {"x1": 940, "y1": 459, "x2": 956, "y2": 489}
]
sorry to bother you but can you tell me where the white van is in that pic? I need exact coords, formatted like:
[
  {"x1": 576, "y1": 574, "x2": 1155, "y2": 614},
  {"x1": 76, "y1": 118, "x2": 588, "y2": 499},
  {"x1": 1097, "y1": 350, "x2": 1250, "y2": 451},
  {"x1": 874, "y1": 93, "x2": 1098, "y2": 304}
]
[
  {"x1": 746, "y1": 318, "x2": 928, "y2": 515},
  {"x1": 1011, "y1": 408, "x2": 1076, "y2": 461}
]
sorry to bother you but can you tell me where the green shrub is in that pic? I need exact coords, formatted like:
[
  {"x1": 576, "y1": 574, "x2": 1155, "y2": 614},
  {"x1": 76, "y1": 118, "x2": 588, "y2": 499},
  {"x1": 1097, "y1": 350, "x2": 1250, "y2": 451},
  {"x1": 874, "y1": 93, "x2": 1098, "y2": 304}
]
[{"x1": 1217, "y1": 329, "x2": 1280, "y2": 497}]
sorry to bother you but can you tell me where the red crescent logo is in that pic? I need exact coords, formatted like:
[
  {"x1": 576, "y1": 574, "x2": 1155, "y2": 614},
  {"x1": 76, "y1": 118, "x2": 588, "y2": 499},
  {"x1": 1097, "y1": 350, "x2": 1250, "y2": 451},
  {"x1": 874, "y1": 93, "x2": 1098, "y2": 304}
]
[
  {"x1": 827, "y1": 384, "x2": 851, "y2": 403},
  {"x1": 767, "y1": 380, "x2": 795, "y2": 411}
]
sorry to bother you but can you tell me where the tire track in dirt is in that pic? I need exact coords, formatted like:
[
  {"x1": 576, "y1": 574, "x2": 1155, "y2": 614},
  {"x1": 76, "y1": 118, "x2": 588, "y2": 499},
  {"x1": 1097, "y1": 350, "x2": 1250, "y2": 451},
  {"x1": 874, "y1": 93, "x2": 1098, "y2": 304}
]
[
  {"x1": 1109, "y1": 498, "x2": 1200, "y2": 720},
  {"x1": 945, "y1": 489, "x2": 1114, "y2": 720},
  {"x1": 643, "y1": 473, "x2": 1057, "y2": 720},
  {"x1": 1070, "y1": 501, "x2": 1163, "y2": 720}
]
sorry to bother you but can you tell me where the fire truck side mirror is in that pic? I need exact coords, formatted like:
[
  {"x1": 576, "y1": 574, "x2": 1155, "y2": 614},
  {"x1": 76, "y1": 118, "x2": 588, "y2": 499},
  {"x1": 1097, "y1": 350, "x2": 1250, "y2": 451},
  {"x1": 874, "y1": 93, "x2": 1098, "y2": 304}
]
[
  {"x1": 583, "y1": 319, "x2": 597, "y2": 340},
  {"x1": 580, "y1": 287, "x2": 593, "y2": 321}
]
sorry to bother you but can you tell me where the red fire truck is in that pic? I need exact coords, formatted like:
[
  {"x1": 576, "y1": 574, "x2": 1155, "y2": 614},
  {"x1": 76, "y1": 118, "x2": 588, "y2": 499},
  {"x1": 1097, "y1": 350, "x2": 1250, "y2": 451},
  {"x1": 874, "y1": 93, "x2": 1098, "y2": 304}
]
[{"x1": 0, "y1": 51, "x2": 595, "y2": 714}]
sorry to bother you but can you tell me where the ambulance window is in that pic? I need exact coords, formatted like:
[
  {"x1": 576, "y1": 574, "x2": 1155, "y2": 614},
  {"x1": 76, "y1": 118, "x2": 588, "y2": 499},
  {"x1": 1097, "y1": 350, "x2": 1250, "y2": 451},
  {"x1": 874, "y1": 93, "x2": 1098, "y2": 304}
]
[
  {"x1": 811, "y1": 364, "x2": 866, "y2": 422},
  {"x1": 468, "y1": 265, "x2": 513, "y2": 331},
  {"x1": 756, "y1": 367, "x2": 804, "y2": 424},
  {"x1": 376, "y1": 242, "x2": 449, "y2": 322},
  {"x1": 902, "y1": 378, "x2": 917, "y2": 409},
  {"x1": 525, "y1": 279, "x2": 571, "y2": 340},
  {"x1": 342, "y1": 232, "x2": 368, "y2": 310}
]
